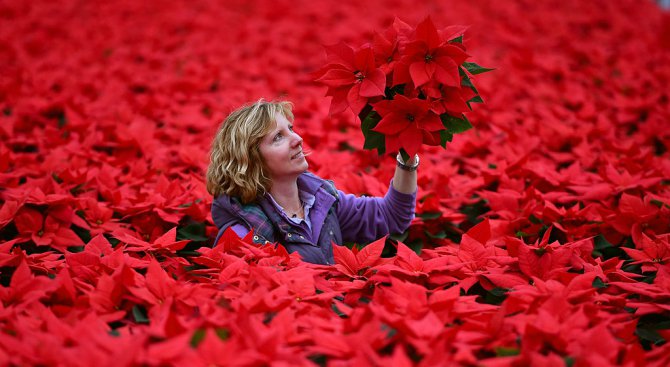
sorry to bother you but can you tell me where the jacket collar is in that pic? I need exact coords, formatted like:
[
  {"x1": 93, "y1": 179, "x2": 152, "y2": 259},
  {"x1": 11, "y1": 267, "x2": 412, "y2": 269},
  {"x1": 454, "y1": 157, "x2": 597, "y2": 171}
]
[
  {"x1": 296, "y1": 171, "x2": 330, "y2": 196},
  {"x1": 259, "y1": 171, "x2": 329, "y2": 206},
  {"x1": 212, "y1": 171, "x2": 330, "y2": 229}
]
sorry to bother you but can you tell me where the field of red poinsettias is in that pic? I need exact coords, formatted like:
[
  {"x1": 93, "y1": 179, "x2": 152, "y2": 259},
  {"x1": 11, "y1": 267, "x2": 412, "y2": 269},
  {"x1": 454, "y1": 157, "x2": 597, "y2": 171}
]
[{"x1": 1, "y1": 0, "x2": 670, "y2": 365}]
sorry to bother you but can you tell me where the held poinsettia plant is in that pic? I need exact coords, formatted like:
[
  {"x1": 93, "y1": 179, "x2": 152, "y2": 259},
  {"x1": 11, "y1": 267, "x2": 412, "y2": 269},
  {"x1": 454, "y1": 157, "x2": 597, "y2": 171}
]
[{"x1": 315, "y1": 16, "x2": 492, "y2": 160}]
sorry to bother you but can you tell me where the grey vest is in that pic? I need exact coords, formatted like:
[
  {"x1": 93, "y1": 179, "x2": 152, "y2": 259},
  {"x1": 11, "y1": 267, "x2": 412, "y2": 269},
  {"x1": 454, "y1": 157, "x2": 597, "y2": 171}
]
[{"x1": 218, "y1": 179, "x2": 342, "y2": 265}]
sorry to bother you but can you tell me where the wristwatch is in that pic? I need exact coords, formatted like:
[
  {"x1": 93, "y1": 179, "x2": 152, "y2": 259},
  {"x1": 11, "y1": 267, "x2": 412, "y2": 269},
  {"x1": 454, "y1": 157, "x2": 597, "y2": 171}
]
[{"x1": 396, "y1": 153, "x2": 420, "y2": 172}]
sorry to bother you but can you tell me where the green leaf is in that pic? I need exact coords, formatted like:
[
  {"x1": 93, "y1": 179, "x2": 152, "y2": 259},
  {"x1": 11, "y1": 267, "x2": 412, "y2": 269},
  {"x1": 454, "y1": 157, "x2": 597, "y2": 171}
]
[
  {"x1": 463, "y1": 62, "x2": 494, "y2": 75},
  {"x1": 449, "y1": 35, "x2": 464, "y2": 44},
  {"x1": 389, "y1": 231, "x2": 409, "y2": 242},
  {"x1": 70, "y1": 183, "x2": 86, "y2": 195},
  {"x1": 426, "y1": 231, "x2": 447, "y2": 239},
  {"x1": 359, "y1": 296, "x2": 372, "y2": 304},
  {"x1": 489, "y1": 287, "x2": 509, "y2": 297},
  {"x1": 381, "y1": 323, "x2": 398, "y2": 338},
  {"x1": 177, "y1": 222, "x2": 208, "y2": 242},
  {"x1": 331, "y1": 303, "x2": 347, "y2": 318},
  {"x1": 308, "y1": 354, "x2": 328, "y2": 367},
  {"x1": 650, "y1": 199, "x2": 669, "y2": 209},
  {"x1": 190, "y1": 328, "x2": 206, "y2": 348},
  {"x1": 459, "y1": 69, "x2": 480, "y2": 95},
  {"x1": 178, "y1": 198, "x2": 203, "y2": 208},
  {"x1": 439, "y1": 130, "x2": 453, "y2": 147},
  {"x1": 441, "y1": 114, "x2": 473, "y2": 134},
  {"x1": 106, "y1": 234, "x2": 121, "y2": 248},
  {"x1": 132, "y1": 305, "x2": 149, "y2": 324},
  {"x1": 594, "y1": 235, "x2": 614, "y2": 250},
  {"x1": 408, "y1": 241, "x2": 423, "y2": 255},
  {"x1": 71, "y1": 224, "x2": 91, "y2": 244},
  {"x1": 636, "y1": 326, "x2": 666, "y2": 346},
  {"x1": 484, "y1": 287, "x2": 509, "y2": 305},
  {"x1": 51, "y1": 173, "x2": 63, "y2": 184},
  {"x1": 466, "y1": 95, "x2": 484, "y2": 110},
  {"x1": 418, "y1": 212, "x2": 441, "y2": 220},
  {"x1": 360, "y1": 110, "x2": 386, "y2": 155},
  {"x1": 182, "y1": 264, "x2": 207, "y2": 273},
  {"x1": 592, "y1": 277, "x2": 609, "y2": 289},
  {"x1": 385, "y1": 84, "x2": 405, "y2": 99},
  {"x1": 636, "y1": 314, "x2": 670, "y2": 350},
  {"x1": 622, "y1": 263, "x2": 641, "y2": 274},
  {"x1": 495, "y1": 347, "x2": 520, "y2": 357},
  {"x1": 176, "y1": 250, "x2": 202, "y2": 257},
  {"x1": 528, "y1": 214, "x2": 543, "y2": 225},
  {"x1": 58, "y1": 115, "x2": 67, "y2": 128},
  {"x1": 593, "y1": 235, "x2": 629, "y2": 261},
  {"x1": 215, "y1": 328, "x2": 230, "y2": 341},
  {"x1": 564, "y1": 356, "x2": 575, "y2": 367},
  {"x1": 642, "y1": 273, "x2": 657, "y2": 284},
  {"x1": 263, "y1": 311, "x2": 277, "y2": 324},
  {"x1": 459, "y1": 198, "x2": 490, "y2": 228},
  {"x1": 468, "y1": 95, "x2": 484, "y2": 103},
  {"x1": 399, "y1": 148, "x2": 410, "y2": 162}
]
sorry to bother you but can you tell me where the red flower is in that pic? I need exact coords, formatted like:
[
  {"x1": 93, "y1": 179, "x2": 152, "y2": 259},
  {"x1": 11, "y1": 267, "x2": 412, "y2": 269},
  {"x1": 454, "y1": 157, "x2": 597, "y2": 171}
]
[
  {"x1": 316, "y1": 43, "x2": 386, "y2": 115},
  {"x1": 393, "y1": 17, "x2": 469, "y2": 88},
  {"x1": 622, "y1": 223, "x2": 670, "y2": 272},
  {"x1": 424, "y1": 84, "x2": 476, "y2": 116},
  {"x1": 372, "y1": 18, "x2": 413, "y2": 75},
  {"x1": 113, "y1": 227, "x2": 190, "y2": 253},
  {"x1": 14, "y1": 206, "x2": 85, "y2": 252},
  {"x1": 78, "y1": 198, "x2": 130, "y2": 237},
  {"x1": 371, "y1": 94, "x2": 443, "y2": 156},
  {"x1": 332, "y1": 237, "x2": 390, "y2": 278}
]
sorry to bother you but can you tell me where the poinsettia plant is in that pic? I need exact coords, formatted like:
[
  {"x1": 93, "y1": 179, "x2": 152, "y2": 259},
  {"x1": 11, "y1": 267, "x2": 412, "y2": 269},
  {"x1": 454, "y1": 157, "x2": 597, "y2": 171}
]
[
  {"x1": 2, "y1": 0, "x2": 670, "y2": 365},
  {"x1": 315, "y1": 16, "x2": 492, "y2": 160}
]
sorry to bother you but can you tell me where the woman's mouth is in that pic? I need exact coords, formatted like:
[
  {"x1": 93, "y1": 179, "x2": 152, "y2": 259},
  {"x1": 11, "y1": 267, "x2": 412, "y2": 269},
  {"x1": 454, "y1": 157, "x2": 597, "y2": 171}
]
[{"x1": 291, "y1": 151, "x2": 303, "y2": 159}]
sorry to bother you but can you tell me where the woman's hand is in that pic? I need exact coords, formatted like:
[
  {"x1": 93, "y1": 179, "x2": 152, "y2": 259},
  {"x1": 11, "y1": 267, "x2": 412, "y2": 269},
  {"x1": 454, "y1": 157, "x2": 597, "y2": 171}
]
[{"x1": 392, "y1": 153, "x2": 418, "y2": 194}]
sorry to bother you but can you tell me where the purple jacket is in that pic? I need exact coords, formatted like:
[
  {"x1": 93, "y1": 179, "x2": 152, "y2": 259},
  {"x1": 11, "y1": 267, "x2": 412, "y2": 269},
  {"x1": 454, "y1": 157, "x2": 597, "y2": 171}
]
[{"x1": 211, "y1": 172, "x2": 416, "y2": 264}]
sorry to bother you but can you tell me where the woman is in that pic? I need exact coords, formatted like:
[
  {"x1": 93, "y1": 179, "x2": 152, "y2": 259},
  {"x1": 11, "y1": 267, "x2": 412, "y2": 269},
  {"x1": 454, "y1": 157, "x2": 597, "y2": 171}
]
[{"x1": 206, "y1": 100, "x2": 418, "y2": 265}]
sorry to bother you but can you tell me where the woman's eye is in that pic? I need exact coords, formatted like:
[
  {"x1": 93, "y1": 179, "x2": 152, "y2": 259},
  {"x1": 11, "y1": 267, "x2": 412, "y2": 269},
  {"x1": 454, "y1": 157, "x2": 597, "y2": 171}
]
[{"x1": 273, "y1": 133, "x2": 282, "y2": 142}]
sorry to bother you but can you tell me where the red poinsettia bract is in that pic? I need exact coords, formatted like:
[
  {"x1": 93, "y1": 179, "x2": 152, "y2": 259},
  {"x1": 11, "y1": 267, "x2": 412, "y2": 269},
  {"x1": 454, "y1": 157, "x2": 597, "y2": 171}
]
[
  {"x1": 372, "y1": 95, "x2": 443, "y2": 156},
  {"x1": 315, "y1": 44, "x2": 386, "y2": 115}
]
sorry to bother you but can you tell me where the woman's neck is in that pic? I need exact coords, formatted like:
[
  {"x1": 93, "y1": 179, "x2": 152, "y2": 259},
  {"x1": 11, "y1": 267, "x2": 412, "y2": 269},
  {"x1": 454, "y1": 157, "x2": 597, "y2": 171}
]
[{"x1": 269, "y1": 177, "x2": 302, "y2": 214}]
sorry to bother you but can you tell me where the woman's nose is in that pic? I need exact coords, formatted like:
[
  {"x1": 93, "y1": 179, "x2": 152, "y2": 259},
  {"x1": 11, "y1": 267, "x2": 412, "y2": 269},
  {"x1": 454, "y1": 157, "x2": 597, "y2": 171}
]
[{"x1": 290, "y1": 131, "x2": 303, "y2": 147}]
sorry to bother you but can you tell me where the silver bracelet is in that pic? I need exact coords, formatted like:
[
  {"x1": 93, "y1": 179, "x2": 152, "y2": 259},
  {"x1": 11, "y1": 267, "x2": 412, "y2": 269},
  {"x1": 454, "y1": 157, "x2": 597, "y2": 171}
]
[{"x1": 396, "y1": 153, "x2": 419, "y2": 172}]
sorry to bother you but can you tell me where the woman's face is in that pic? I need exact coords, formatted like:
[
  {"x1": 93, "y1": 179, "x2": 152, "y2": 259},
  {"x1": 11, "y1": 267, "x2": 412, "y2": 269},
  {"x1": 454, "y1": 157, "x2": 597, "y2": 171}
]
[{"x1": 258, "y1": 113, "x2": 308, "y2": 181}]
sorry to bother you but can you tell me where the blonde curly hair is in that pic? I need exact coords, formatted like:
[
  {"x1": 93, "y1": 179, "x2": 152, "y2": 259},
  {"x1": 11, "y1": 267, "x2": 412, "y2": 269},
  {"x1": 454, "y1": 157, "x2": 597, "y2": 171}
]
[{"x1": 206, "y1": 99, "x2": 294, "y2": 203}]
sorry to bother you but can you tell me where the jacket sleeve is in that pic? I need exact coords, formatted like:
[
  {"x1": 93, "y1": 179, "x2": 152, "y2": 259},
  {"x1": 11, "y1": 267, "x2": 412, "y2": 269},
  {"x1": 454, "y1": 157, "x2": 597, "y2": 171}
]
[{"x1": 335, "y1": 180, "x2": 416, "y2": 243}]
